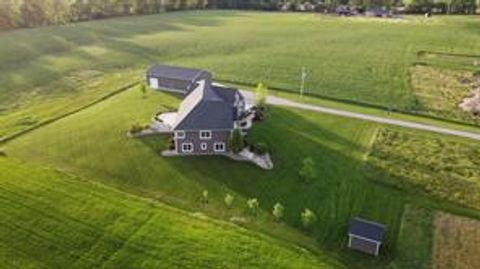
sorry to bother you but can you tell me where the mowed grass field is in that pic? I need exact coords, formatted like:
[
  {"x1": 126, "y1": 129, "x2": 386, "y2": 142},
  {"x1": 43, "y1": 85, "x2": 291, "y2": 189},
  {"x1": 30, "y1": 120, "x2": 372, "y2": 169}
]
[
  {"x1": 0, "y1": 158, "x2": 342, "y2": 269},
  {"x1": 2, "y1": 11, "x2": 480, "y2": 138},
  {"x1": 6, "y1": 87, "x2": 407, "y2": 268}
]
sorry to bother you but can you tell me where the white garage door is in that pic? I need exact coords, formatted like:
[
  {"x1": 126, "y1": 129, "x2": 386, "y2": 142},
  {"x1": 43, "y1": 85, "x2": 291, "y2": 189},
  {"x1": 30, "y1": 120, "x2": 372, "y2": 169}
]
[{"x1": 149, "y1": 77, "x2": 159, "y2": 89}]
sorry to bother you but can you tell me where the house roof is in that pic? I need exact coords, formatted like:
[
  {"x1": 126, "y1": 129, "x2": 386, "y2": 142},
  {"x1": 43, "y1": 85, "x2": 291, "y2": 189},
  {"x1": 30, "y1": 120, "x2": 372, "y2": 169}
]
[
  {"x1": 348, "y1": 218, "x2": 386, "y2": 242},
  {"x1": 172, "y1": 81, "x2": 238, "y2": 131},
  {"x1": 212, "y1": 85, "x2": 243, "y2": 104},
  {"x1": 147, "y1": 64, "x2": 211, "y2": 82}
]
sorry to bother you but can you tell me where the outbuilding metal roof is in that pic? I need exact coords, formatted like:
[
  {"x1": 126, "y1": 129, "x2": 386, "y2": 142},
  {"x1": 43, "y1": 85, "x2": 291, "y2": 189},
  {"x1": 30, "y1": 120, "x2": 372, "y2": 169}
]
[
  {"x1": 147, "y1": 64, "x2": 211, "y2": 82},
  {"x1": 348, "y1": 218, "x2": 386, "y2": 242}
]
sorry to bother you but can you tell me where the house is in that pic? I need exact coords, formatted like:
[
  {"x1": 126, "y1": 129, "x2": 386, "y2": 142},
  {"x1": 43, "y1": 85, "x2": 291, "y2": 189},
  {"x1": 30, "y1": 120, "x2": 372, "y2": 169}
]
[
  {"x1": 146, "y1": 64, "x2": 212, "y2": 94},
  {"x1": 148, "y1": 66, "x2": 250, "y2": 155},
  {"x1": 365, "y1": 8, "x2": 392, "y2": 18},
  {"x1": 347, "y1": 218, "x2": 386, "y2": 256}
]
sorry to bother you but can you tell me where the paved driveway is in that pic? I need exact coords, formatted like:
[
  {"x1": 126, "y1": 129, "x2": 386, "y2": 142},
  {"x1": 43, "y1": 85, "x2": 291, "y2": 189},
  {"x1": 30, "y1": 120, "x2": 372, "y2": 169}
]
[{"x1": 240, "y1": 90, "x2": 480, "y2": 141}]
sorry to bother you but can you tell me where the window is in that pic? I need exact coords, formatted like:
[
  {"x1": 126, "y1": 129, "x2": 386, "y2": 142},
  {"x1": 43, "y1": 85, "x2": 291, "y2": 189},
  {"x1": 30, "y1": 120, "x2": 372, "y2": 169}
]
[
  {"x1": 214, "y1": 142, "x2": 225, "y2": 152},
  {"x1": 201, "y1": 143, "x2": 207, "y2": 151},
  {"x1": 199, "y1": 130, "x2": 212, "y2": 140},
  {"x1": 182, "y1": 143, "x2": 193, "y2": 153},
  {"x1": 175, "y1": 131, "x2": 185, "y2": 139}
]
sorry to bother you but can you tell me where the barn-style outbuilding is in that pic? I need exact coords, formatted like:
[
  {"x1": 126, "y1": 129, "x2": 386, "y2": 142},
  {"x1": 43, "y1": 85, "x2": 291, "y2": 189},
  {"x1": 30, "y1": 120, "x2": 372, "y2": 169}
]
[
  {"x1": 146, "y1": 64, "x2": 212, "y2": 94},
  {"x1": 348, "y1": 217, "x2": 385, "y2": 256}
]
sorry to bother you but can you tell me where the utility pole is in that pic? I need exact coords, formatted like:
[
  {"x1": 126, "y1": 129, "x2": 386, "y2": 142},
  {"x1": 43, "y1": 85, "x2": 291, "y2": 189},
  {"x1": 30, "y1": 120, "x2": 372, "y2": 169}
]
[{"x1": 300, "y1": 66, "x2": 307, "y2": 97}]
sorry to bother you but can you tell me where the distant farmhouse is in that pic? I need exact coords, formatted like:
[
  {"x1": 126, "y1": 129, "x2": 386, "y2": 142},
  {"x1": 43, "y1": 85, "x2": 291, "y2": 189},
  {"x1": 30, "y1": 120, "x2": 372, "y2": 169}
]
[
  {"x1": 146, "y1": 65, "x2": 252, "y2": 156},
  {"x1": 348, "y1": 218, "x2": 386, "y2": 256}
]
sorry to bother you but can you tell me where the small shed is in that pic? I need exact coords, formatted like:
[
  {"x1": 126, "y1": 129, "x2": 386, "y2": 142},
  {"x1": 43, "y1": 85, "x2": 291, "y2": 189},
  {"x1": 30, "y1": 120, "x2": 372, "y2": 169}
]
[
  {"x1": 146, "y1": 64, "x2": 212, "y2": 94},
  {"x1": 348, "y1": 217, "x2": 385, "y2": 256}
]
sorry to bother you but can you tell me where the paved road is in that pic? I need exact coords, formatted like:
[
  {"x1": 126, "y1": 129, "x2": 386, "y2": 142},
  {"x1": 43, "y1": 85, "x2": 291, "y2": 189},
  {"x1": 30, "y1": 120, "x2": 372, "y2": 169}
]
[{"x1": 240, "y1": 90, "x2": 480, "y2": 141}]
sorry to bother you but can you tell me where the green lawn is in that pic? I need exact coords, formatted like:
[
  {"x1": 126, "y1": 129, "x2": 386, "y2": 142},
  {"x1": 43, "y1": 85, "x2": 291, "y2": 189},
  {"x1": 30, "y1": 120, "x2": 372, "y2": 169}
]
[
  {"x1": 2, "y1": 11, "x2": 480, "y2": 139},
  {"x1": 6, "y1": 87, "x2": 407, "y2": 268},
  {"x1": 388, "y1": 205, "x2": 433, "y2": 269},
  {"x1": 0, "y1": 157, "x2": 343, "y2": 269}
]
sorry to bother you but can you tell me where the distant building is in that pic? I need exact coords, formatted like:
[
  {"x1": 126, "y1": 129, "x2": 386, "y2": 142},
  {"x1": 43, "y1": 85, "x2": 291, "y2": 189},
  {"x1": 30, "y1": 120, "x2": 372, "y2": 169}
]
[
  {"x1": 348, "y1": 218, "x2": 386, "y2": 256},
  {"x1": 365, "y1": 8, "x2": 392, "y2": 18}
]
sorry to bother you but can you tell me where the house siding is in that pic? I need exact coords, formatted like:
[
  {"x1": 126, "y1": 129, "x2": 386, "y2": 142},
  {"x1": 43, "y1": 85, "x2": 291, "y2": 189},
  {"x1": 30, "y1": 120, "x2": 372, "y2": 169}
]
[
  {"x1": 175, "y1": 130, "x2": 231, "y2": 155},
  {"x1": 348, "y1": 235, "x2": 380, "y2": 256},
  {"x1": 147, "y1": 76, "x2": 191, "y2": 92},
  {"x1": 147, "y1": 72, "x2": 210, "y2": 94}
]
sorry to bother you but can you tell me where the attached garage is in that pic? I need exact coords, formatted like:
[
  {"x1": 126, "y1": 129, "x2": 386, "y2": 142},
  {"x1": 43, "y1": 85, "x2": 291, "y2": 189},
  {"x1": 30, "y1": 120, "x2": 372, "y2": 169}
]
[
  {"x1": 146, "y1": 64, "x2": 212, "y2": 94},
  {"x1": 348, "y1": 217, "x2": 386, "y2": 256}
]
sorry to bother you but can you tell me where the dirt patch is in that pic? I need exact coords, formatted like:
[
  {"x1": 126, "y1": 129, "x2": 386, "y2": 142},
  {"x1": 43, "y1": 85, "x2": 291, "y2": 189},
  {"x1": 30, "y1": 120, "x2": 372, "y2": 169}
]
[
  {"x1": 411, "y1": 65, "x2": 480, "y2": 123},
  {"x1": 459, "y1": 76, "x2": 480, "y2": 116},
  {"x1": 433, "y1": 212, "x2": 480, "y2": 269}
]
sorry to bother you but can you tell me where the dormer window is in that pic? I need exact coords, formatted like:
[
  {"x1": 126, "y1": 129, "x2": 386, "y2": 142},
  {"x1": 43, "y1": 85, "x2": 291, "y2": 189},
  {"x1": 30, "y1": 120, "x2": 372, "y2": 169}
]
[{"x1": 199, "y1": 130, "x2": 212, "y2": 140}]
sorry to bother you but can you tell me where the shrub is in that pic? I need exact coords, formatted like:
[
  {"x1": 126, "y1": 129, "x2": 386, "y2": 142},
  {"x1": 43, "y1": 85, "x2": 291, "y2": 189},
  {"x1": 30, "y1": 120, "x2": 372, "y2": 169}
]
[
  {"x1": 299, "y1": 157, "x2": 316, "y2": 183},
  {"x1": 301, "y1": 208, "x2": 317, "y2": 229},
  {"x1": 247, "y1": 198, "x2": 259, "y2": 215},
  {"x1": 201, "y1": 190, "x2": 209, "y2": 204},
  {"x1": 166, "y1": 137, "x2": 175, "y2": 150},
  {"x1": 272, "y1": 202, "x2": 284, "y2": 221},
  {"x1": 229, "y1": 129, "x2": 245, "y2": 153},
  {"x1": 255, "y1": 83, "x2": 268, "y2": 109},
  {"x1": 129, "y1": 123, "x2": 145, "y2": 134},
  {"x1": 224, "y1": 194, "x2": 234, "y2": 208},
  {"x1": 140, "y1": 84, "x2": 147, "y2": 97},
  {"x1": 252, "y1": 142, "x2": 269, "y2": 155}
]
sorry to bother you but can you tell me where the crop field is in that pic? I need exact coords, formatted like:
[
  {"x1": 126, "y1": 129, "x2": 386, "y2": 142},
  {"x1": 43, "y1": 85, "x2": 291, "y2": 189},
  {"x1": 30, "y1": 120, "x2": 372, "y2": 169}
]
[
  {"x1": 366, "y1": 127, "x2": 480, "y2": 210},
  {"x1": 1, "y1": 12, "x2": 480, "y2": 139},
  {"x1": 0, "y1": 157, "x2": 342, "y2": 269}
]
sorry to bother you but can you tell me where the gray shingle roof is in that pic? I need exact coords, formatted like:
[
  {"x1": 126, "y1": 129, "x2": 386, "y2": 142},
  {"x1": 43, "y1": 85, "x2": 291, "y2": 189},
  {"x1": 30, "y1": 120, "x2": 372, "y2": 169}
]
[
  {"x1": 172, "y1": 81, "x2": 239, "y2": 131},
  {"x1": 147, "y1": 64, "x2": 211, "y2": 82},
  {"x1": 348, "y1": 218, "x2": 386, "y2": 242},
  {"x1": 212, "y1": 85, "x2": 243, "y2": 104}
]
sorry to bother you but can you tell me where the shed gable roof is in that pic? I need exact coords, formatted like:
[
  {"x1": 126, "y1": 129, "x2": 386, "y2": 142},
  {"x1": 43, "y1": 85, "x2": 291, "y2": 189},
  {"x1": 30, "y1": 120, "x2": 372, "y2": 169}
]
[
  {"x1": 147, "y1": 64, "x2": 211, "y2": 82},
  {"x1": 348, "y1": 218, "x2": 386, "y2": 242}
]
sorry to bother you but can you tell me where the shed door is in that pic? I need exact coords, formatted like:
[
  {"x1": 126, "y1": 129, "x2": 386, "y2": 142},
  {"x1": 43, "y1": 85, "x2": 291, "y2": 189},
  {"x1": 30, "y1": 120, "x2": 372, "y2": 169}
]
[{"x1": 149, "y1": 77, "x2": 159, "y2": 89}]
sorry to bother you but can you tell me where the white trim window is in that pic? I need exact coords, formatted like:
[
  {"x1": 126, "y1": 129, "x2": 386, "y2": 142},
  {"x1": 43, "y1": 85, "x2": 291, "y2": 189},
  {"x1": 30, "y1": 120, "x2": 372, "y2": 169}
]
[
  {"x1": 199, "y1": 130, "x2": 212, "y2": 140},
  {"x1": 175, "y1": 131, "x2": 186, "y2": 139},
  {"x1": 214, "y1": 142, "x2": 225, "y2": 152},
  {"x1": 200, "y1": 143, "x2": 207, "y2": 151},
  {"x1": 182, "y1": 143, "x2": 194, "y2": 153}
]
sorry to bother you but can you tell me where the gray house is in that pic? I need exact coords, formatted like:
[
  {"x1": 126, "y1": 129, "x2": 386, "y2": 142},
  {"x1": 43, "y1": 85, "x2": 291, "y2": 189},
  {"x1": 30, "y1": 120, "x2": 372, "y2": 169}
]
[
  {"x1": 148, "y1": 65, "x2": 249, "y2": 155},
  {"x1": 147, "y1": 64, "x2": 212, "y2": 94},
  {"x1": 348, "y1": 218, "x2": 386, "y2": 256}
]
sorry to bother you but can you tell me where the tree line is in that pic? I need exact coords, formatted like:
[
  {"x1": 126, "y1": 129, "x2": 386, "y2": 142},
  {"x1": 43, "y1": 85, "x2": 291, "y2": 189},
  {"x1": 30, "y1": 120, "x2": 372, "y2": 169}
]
[
  {"x1": 1, "y1": 0, "x2": 478, "y2": 31},
  {"x1": 209, "y1": 0, "x2": 479, "y2": 14},
  {"x1": 0, "y1": 0, "x2": 208, "y2": 31}
]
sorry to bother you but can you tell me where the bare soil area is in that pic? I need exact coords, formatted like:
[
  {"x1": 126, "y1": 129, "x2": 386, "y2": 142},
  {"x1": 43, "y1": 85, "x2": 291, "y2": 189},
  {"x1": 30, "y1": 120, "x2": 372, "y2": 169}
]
[{"x1": 433, "y1": 212, "x2": 480, "y2": 269}]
